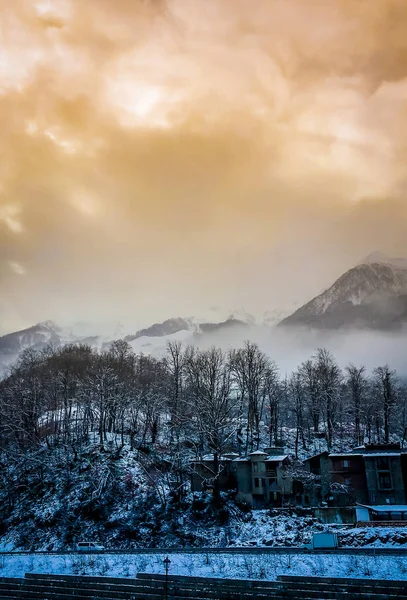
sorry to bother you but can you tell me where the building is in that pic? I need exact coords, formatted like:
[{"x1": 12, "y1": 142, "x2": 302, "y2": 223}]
[
  {"x1": 317, "y1": 443, "x2": 407, "y2": 507},
  {"x1": 191, "y1": 443, "x2": 407, "y2": 510},
  {"x1": 356, "y1": 504, "x2": 407, "y2": 523},
  {"x1": 362, "y1": 444, "x2": 407, "y2": 505},
  {"x1": 190, "y1": 453, "x2": 239, "y2": 494},
  {"x1": 328, "y1": 450, "x2": 368, "y2": 505},
  {"x1": 302, "y1": 451, "x2": 331, "y2": 503},
  {"x1": 235, "y1": 448, "x2": 291, "y2": 507},
  {"x1": 191, "y1": 447, "x2": 291, "y2": 507}
]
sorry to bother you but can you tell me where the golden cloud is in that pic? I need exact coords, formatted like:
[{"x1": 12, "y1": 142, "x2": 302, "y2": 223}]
[{"x1": 0, "y1": 0, "x2": 406, "y2": 331}]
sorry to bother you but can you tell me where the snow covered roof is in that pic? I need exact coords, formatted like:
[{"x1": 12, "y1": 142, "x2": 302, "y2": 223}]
[
  {"x1": 249, "y1": 450, "x2": 268, "y2": 456},
  {"x1": 233, "y1": 457, "x2": 250, "y2": 462},
  {"x1": 265, "y1": 455, "x2": 288, "y2": 462},
  {"x1": 329, "y1": 453, "x2": 363, "y2": 458},
  {"x1": 303, "y1": 451, "x2": 329, "y2": 462},
  {"x1": 363, "y1": 452, "x2": 400, "y2": 457},
  {"x1": 357, "y1": 504, "x2": 407, "y2": 513}
]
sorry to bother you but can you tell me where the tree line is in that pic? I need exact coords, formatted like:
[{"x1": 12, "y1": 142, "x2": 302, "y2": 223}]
[{"x1": 1, "y1": 340, "x2": 406, "y2": 462}]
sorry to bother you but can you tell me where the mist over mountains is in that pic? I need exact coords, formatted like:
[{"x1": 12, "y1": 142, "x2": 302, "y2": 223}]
[
  {"x1": 280, "y1": 255, "x2": 407, "y2": 330},
  {"x1": 1, "y1": 253, "x2": 407, "y2": 375}
]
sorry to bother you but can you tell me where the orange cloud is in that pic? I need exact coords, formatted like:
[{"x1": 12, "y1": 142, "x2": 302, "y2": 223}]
[{"x1": 0, "y1": 0, "x2": 406, "y2": 331}]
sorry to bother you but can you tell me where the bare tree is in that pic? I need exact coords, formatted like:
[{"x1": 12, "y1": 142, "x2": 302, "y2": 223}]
[
  {"x1": 373, "y1": 365, "x2": 398, "y2": 443},
  {"x1": 164, "y1": 341, "x2": 186, "y2": 435},
  {"x1": 314, "y1": 348, "x2": 342, "y2": 450},
  {"x1": 288, "y1": 371, "x2": 307, "y2": 458},
  {"x1": 299, "y1": 359, "x2": 321, "y2": 435},
  {"x1": 264, "y1": 363, "x2": 281, "y2": 446},
  {"x1": 230, "y1": 342, "x2": 269, "y2": 452},
  {"x1": 186, "y1": 347, "x2": 237, "y2": 501},
  {"x1": 345, "y1": 364, "x2": 367, "y2": 445}
]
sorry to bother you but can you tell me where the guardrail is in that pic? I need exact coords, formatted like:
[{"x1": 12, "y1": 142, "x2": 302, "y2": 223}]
[{"x1": 0, "y1": 546, "x2": 405, "y2": 556}]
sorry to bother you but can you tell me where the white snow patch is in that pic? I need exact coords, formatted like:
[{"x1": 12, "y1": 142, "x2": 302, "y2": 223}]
[{"x1": 0, "y1": 552, "x2": 406, "y2": 581}]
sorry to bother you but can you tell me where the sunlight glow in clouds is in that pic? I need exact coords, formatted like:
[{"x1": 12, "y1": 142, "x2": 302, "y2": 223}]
[
  {"x1": 71, "y1": 191, "x2": 100, "y2": 217},
  {"x1": 8, "y1": 261, "x2": 25, "y2": 276},
  {"x1": 104, "y1": 81, "x2": 175, "y2": 129},
  {"x1": 0, "y1": 205, "x2": 23, "y2": 234},
  {"x1": 0, "y1": 0, "x2": 407, "y2": 331}
]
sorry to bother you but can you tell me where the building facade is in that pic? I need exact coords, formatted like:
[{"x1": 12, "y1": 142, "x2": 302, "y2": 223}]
[
  {"x1": 307, "y1": 443, "x2": 407, "y2": 507},
  {"x1": 329, "y1": 452, "x2": 369, "y2": 505},
  {"x1": 363, "y1": 444, "x2": 407, "y2": 505},
  {"x1": 191, "y1": 443, "x2": 407, "y2": 508},
  {"x1": 191, "y1": 447, "x2": 291, "y2": 507}
]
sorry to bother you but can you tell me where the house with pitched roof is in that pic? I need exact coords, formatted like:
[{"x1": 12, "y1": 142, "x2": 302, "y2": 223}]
[{"x1": 191, "y1": 446, "x2": 291, "y2": 507}]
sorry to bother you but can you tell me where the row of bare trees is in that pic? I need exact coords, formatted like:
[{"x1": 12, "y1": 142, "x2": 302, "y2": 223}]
[{"x1": 1, "y1": 341, "x2": 406, "y2": 466}]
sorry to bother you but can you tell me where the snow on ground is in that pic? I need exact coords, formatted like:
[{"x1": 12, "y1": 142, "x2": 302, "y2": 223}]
[
  {"x1": 339, "y1": 527, "x2": 407, "y2": 548},
  {"x1": 0, "y1": 552, "x2": 407, "y2": 582},
  {"x1": 221, "y1": 510, "x2": 407, "y2": 549}
]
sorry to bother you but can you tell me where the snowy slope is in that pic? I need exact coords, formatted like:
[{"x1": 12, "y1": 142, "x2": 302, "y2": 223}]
[
  {"x1": 128, "y1": 328, "x2": 196, "y2": 355},
  {"x1": 0, "y1": 321, "x2": 61, "y2": 373},
  {"x1": 360, "y1": 251, "x2": 407, "y2": 270},
  {"x1": 280, "y1": 256, "x2": 407, "y2": 330},
  {"x1": 0, "y1": 321, "x2": 60, "y2": 355},
  {"x1": 0, "y1": 313, "x2": 254, "y2": 370}
]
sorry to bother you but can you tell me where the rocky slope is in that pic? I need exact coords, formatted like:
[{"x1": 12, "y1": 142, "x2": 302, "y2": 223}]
[{"x1": 279, "y1": 258, "x2": 407, "y2": 330}]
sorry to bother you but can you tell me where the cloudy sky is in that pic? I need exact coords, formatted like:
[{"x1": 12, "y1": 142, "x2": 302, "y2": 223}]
[{"x1": 1, "y1": 0, "x2": 407, "y2": 333}]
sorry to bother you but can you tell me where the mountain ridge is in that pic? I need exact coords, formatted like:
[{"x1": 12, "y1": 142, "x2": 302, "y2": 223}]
[
  {"x1": 2, "y1": 253, "x2": 407, "y2": 370},
  {"x1": 279, "y1": 259, "x2": 407, "y2": 330},
  {"x1": 0, "y1": 315, "x2": 254, "y2": 373}
]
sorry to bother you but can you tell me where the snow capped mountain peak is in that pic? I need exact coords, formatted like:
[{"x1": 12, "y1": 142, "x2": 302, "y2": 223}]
[
  {"x1": 36, "y1": 320, "x2": 60, "y2": 331},
  {"x1": 279, "y1": 258, "x2": 407, "y2": 330},
  {"x1": 189, "y1": 307, "x2": 256, "y2": 326},
  {"x1": 360, "y1": 251, "x2": 407, "y2": 270}
]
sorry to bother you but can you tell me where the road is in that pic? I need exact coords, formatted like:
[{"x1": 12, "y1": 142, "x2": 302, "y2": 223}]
[{"x1": 0, "y1": 546, "x2": 405, "y2": 556}]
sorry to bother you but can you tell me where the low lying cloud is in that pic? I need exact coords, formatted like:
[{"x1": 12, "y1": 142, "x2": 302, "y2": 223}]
[{"x1": 184, "y1": 325, "x2": 407, "y2": 376}]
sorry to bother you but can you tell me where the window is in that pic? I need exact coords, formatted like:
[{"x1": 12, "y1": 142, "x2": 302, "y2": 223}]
[
  {"x1": 343, "y1": 460, "x2": 349, "y2": 468},
  {"x1": 253, "y1": 463, "x2": 259, "y2": 473},
  {"x1": 378, "y1": 473, "x2": 392, "y2": 490},
  {"x1": 376, "y1": 456, "x2": 392, "y2": 490},
  {"x1": 268, "y1": 478, "x2": 276, "y2": 486},
  {"x1": 376, "y1": 456, "x2": 390, "y2": 471},
  {"x1": 254, "y1": 477, "x2": 260, "y2": 488}
]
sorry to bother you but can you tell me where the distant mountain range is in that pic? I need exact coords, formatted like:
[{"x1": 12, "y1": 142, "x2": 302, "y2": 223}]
[
  {"x1": 1, "y1": 252, "x2": 406, "y2": 372},
  {"x1": 279, "y1": 253, "x2": 407, "y2": 330},
  {"x1": 0, "y1": 315, "x2": 251, "y2": 373}
]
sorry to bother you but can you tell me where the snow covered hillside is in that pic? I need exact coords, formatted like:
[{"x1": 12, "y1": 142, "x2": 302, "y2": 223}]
[
  {"x1": 280, "y1": 254, "x2": 407, "y2": 330},
  {"x1": 0, "y1": 314, "x2": 253, "y2": 372}
]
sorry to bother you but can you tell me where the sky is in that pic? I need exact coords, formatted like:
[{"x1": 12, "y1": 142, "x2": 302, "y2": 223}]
[{"x1": 1, "y1": 0, "x2": 407, "y2": 334}]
